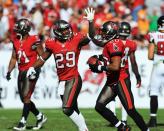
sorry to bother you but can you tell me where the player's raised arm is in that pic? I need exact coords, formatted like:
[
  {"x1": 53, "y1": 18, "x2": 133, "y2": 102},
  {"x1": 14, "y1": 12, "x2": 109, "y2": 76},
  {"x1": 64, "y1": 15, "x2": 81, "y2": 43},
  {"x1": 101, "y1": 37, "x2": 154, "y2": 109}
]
[
  {"x1": 6, "y1": 48, "x2": 17, "y2": 80},
  {"x1": 84, "y1": 7, "x2": 109, "y2": 47}
]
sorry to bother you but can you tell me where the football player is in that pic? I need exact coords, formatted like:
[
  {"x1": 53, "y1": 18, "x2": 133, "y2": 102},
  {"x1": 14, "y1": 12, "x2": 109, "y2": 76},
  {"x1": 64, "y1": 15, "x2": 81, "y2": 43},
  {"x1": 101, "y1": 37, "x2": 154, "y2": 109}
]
[
  {"x1": 85, "y1": 8, "x2": 149, "y2": 131},
  {"x1": 108, "y1": 21, "x2": 142, "y2": 125},
  {"x1": 147, "y1": 16, "x2": 164, "y2": 127},
  {"x1": 6, "y1": 18, "x2": 47, "y2": 130},
  {"x1": 26, "y1": 20, "x2": 90, "y2": 131}
]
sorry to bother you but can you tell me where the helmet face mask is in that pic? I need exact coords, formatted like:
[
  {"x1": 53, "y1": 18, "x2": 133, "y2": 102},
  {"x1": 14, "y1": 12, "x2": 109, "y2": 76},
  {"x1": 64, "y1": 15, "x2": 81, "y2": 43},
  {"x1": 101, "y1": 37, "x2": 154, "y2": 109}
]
[
  {"x1": 119, "y1": 22, "x2": 131, "y2": 37},
  {"x1": 158, "y1": 16, "x2": 164, "y2": 31},
  {"x1": 14, "y1": 18, "x2": 31, "y2": 36},
  {"x1": 52, "y1": 20, "x2": 73, "y2": 41}
]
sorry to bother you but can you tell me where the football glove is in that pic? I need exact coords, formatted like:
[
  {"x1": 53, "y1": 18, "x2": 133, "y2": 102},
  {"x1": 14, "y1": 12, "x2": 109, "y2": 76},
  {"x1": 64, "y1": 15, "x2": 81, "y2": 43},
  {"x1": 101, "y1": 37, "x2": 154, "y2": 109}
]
[
  {"x1": 26, "y1": 67, "x2": 36, "y2": 79},
  {"x1": 84, "y1": 7, "x2": 95, "y2": 22},
  {"x1": 6, "y1": 72, "x2": 11, "y2": 81},
  {"x1": 136, "y1": 75, "x2": 141, "y2": 88}
]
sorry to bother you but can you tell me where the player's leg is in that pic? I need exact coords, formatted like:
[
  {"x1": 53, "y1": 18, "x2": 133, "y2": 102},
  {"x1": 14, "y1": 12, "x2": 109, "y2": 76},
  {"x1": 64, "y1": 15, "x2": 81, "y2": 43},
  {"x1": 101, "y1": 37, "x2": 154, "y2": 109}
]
[
  {"x1": 121, "y1": 106, "x2": 128, "y2": 125},
  {"x1": 147, "y1": 66, "x2": 161, "y2": 127},
  {"x1": 62, "y1": 75, "x2": 88, "y2": 131},
  {"x1": 95, "y1": 83, "x2": 129, "y2": 130},
  {"x1": 13, "y1": 71, "x2": 29, "y2": 130},
  {"x1": 117, "y1": 77, "x2": 149, "y2": 131},
  {"x1": 13, "y1": 70, "x2": 46, "y2": 130}
]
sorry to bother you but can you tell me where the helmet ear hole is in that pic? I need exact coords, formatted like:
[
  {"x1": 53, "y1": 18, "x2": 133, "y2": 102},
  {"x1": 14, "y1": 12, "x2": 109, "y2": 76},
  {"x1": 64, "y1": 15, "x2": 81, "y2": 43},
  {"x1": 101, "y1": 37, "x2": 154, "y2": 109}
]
[{"x1": 52, "y1": 20, "x2": 73, "y2": 41}]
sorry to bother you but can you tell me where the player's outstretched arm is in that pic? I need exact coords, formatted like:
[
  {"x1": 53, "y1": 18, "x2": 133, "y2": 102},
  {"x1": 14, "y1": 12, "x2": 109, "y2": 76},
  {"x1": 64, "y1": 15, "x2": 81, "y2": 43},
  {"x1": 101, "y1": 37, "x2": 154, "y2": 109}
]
[
  {"x1": 6, "y1": 49, "x2": 17, "y2": 81},
  {"x1": 84, "y1": 7, "x2": 106, "y2": 47},
  {"x1": 130, "y1": 52, "x2": 141, "y2": 88}
]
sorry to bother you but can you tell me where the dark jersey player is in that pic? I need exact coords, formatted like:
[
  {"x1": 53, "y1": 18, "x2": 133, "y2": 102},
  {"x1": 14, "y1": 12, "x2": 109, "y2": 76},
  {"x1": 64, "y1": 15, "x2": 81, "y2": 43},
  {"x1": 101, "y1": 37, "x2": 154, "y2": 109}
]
[
  {"x1": 108, "y1": 22, "x2": 142, "y2": 124},
  {"x1": 6, "y1": 18, "x2": 47, "y2": 130},
  {"x1": 26, "y1": 20, "x2": 90, "y2": 131},
  {"x1": 85, "y1": 8, "x2": 149, "y2": 131}
]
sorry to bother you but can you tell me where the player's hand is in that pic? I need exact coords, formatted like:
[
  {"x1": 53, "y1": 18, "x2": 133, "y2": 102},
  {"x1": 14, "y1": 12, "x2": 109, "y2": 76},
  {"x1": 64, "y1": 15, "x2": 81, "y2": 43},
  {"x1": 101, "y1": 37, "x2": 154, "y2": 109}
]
[
  {"x1": 26, "y1": 67, "x2": 36, "y2": 79},
  {"x1": 6, "y1": 72, "x2": 11, "y2": 81},
  {"x1": 136, "y1": 75, "x2": 141, "y2": 88},
  {"x1": 84, "y1": 7, "x2": 95, "y2": 22}
]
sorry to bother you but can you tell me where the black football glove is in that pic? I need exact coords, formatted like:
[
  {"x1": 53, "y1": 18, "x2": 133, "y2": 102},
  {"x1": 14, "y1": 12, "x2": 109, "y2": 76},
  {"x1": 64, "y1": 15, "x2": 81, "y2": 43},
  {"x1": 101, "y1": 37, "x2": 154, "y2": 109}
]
[
  {"x1": 89, "y1": 63, "x2": 102, "y2": 73},
  {"x1": 6, "y1": 72, "x2": 11, "y2": 81}
]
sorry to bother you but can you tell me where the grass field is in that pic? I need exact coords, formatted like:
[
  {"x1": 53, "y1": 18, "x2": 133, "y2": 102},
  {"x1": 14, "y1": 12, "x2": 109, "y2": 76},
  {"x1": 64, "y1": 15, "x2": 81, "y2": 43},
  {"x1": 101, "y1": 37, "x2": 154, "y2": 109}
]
[{"x1": 0, "y1": 108, "x2": 164, "y2": 131}]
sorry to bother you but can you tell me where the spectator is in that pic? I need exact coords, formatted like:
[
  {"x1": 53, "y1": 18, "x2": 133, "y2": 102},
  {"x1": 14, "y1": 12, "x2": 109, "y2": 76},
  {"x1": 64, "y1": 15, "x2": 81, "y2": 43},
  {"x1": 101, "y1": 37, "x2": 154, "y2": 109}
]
[{"x1": 148, "y1": 8, "x2": 158, "y2": 32}]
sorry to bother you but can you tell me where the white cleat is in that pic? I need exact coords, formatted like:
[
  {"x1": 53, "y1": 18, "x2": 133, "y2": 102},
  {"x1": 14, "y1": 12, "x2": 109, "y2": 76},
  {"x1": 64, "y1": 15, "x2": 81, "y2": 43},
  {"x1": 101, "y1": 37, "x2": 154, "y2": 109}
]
[
  {"x1": 13, "y1": 122, "x2": 26, "y2": 131},
  {"x1": 32, "y1": 114, "x2": 47, "y2": 130}
]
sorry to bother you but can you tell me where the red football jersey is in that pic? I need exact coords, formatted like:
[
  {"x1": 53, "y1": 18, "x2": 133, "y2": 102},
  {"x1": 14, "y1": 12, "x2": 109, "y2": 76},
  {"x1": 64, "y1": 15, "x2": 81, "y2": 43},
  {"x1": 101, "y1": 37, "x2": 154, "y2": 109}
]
[
  {"x1": 122, "y1": 39, "x2": 137, "y2": 69},
  {"x1": 12, "y1": 35, "x2": 41, "y2": 71},
  {"x1": 102, "y1": 39, "x2": 125, "y2": 85},
  {"x1": 119, "y1": 39, "x2": 137, "y2": 79},
  {"x1": 45, "y1": 33, "x2": 85, "y2": 81}
]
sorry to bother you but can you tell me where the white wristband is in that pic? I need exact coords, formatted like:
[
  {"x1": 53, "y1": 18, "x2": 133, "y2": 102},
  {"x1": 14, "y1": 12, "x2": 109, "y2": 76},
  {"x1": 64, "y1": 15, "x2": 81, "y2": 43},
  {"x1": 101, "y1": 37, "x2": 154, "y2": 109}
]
[{"x1": 98, "y1": 65, "x2": 102, "y2": 71}]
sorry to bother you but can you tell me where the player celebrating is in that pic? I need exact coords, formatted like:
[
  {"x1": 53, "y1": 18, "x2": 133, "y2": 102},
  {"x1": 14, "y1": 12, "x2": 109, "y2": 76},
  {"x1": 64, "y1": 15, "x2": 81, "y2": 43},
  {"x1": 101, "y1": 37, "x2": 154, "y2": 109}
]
[
  {"x1": 26, "y1": 20, "x2": 89, "y2": 131},
  {"x1": 6, "y1": 18, "x2": 47, "y2": 130},
  {"x1": 147, "y1": 16, "x2": 164, "y2": 127},
  {"x1": 85, "y1": 8, "x2": 149, "y2": 131}
]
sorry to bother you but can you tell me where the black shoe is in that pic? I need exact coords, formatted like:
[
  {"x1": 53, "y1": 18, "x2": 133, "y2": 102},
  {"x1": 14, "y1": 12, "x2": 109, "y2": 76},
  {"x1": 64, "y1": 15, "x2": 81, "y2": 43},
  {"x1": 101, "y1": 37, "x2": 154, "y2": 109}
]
[
  {"x1": 147, "y1": 117, "x2": 157, "y2": 127},
  {"x1": 13, "y1": 122, "x2": 26, "y2": 131},
  {"x1": 118, "y1": 125, "x2": 131, "y2": 131},
  {"x1": 33, "y1": 114, "x2": 47, "y2": 130}
]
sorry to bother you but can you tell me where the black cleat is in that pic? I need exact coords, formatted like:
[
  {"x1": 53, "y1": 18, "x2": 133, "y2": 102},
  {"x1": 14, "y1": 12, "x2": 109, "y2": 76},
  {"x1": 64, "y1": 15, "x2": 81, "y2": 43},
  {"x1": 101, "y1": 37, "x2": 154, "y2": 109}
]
[
  {"x1": 33, "y1": 114, "x2": 47, "y2": 130},
  {"x1": 13, "y1": 122, "x2": 26, "y2": 131},
  {"x1": 118, "y1": 125, "x2": 131, "y2": 131},
  {"x1": 147, "y1": 117, "x2": 157, "y2": 127}
]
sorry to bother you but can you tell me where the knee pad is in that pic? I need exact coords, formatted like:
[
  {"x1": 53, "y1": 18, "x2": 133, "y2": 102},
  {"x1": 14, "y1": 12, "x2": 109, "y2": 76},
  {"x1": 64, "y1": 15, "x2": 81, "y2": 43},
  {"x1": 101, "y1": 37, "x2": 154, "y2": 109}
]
[
  {"x1": 62, "y1": 107, "x2": 74, "y2": 116},
  {"x1": 95, "y1": 102, "x2": 105, "y2": 113}
]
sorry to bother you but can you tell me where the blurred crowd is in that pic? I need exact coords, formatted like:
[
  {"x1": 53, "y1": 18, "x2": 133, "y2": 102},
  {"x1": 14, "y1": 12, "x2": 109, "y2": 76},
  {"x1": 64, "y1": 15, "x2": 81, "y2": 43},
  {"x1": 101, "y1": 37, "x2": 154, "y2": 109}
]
[{"x1": 0, "y1": 0, "x2": 163, "y2": 50}]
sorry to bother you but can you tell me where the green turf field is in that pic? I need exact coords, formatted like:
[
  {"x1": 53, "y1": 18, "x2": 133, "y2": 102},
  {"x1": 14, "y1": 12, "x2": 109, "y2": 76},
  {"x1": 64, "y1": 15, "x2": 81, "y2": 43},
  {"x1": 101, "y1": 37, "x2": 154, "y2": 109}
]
[{"x1": 0, "y1": 108, "x2": 164, "y2": 131}]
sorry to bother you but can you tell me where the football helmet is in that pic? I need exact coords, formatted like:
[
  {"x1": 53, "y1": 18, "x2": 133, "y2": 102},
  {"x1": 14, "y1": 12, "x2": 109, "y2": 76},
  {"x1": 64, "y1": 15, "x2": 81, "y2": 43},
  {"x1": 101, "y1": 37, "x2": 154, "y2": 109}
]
[
  {"x1": 119, "y1": 22, "x2": 131, "y2": 37},
  {"x1": 52, "y1": 20, "x2": 73, "y2": 41},
  {"x1": 157, "y1": 15, "x2": 164, "y2": 31},
  {"x1": 99, "y1": 21, "x2": 119, "y2": 41},
  {"x1": 14, "y1": 18, "x2": 31, "y2": 35}
]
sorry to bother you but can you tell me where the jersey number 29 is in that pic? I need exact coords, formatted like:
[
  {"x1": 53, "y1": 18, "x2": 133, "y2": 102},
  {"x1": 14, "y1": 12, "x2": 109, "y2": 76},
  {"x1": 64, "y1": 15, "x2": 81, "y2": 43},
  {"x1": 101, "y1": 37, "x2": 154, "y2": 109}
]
[{"x1": 55, "y1": 52, "x2": 75, "y2": 68}]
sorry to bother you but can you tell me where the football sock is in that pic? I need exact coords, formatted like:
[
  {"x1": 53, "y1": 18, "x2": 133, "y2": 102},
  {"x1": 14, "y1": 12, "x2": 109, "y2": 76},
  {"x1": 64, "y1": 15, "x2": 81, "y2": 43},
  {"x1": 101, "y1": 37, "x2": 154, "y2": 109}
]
[
  {"x1": 36, "y1": 112, "x2": 42, "y2": 120},
  {"x1": 30, "y1": 101, "x2": 39, "y2": 116},
  {"x1": 128, "y1": 108, "x2": 148, "y2": 131},
  {"x1": 115, "y1": 121, "x2": 123, "y2": 128},
  {"x1": 20, "y1": 116, "x2": 26, "y2": 124},
  {"x1": 69, "y1": 111, "x2": 87, "y2": 130},
  {"x1": 78, "y1": 113, "x2": 88, "y2": 129},
  {"x1": 150, "y1": 96, "x2": 158, "y2": 114},
  {"x1": 21, "y1": 103, "x2": 30, "y2": 121},
  {"x1": 121, "y1": 106, "x2": 127, "y2": 121}
]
